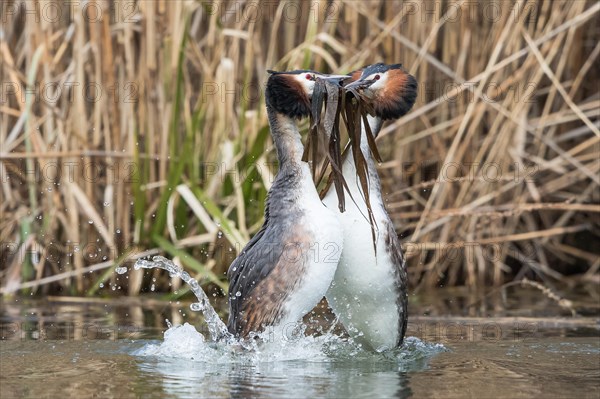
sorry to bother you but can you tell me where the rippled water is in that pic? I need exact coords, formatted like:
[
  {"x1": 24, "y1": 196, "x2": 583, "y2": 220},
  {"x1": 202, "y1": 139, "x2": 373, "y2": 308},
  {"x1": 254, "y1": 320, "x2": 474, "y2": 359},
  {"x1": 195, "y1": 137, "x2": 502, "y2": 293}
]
[{"x1": 1, "y1": 286, "x2": 598, "y2": 398}]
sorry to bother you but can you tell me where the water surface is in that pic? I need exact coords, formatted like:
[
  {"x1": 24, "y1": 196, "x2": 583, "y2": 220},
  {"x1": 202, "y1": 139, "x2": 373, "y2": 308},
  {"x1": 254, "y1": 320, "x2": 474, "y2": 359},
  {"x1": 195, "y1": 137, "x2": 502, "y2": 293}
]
[{"x1": 1, "y1": 287, "x2": 598, "y2": 398}]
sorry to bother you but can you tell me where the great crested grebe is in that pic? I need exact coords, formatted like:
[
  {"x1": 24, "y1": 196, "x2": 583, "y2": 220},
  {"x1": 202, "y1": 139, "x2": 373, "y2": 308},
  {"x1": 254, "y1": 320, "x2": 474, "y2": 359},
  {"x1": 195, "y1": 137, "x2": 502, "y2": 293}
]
[
  {"x1": 227, "y1": 70, "x2": 347, "y2": 339},
  {"x1": 323, "y1": 63, "x2": 417, "y2": 351}
]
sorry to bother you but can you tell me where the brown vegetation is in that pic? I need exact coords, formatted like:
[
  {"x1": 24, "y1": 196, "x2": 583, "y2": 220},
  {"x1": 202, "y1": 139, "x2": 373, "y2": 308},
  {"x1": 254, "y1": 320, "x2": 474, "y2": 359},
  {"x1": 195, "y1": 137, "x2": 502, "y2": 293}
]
[{"x1": 1, "y1": 1, "x2": 598, "y2": 297}]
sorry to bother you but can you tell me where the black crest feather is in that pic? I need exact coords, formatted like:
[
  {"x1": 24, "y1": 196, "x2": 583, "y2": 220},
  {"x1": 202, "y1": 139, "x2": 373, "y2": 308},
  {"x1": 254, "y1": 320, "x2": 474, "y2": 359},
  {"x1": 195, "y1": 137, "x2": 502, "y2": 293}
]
[{"x1": 265, "y1": 72, "x2": 311, "y2": 119}]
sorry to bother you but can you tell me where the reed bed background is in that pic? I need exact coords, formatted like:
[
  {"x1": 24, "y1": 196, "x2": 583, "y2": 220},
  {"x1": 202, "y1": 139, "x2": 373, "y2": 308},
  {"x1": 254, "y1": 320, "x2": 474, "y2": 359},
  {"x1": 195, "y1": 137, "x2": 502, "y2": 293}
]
[{"x1": 1, "y1": 0, "x2": 598, "y2": 298}]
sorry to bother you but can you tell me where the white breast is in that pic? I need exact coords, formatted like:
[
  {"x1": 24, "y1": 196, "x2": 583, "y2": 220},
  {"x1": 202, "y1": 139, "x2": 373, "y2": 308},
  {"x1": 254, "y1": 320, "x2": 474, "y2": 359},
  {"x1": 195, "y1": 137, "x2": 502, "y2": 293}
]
[
  {"x1": 278, "y1": 164, "x2": 343, "y2": 339},
  {"x1": 323, "y1": 156, "x2": 401, "y2": 351}
]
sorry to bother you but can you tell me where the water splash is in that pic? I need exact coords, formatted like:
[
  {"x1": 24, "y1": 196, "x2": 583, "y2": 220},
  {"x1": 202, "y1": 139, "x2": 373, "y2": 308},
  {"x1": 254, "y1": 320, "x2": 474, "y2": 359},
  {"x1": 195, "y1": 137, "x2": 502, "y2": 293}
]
[
  {"x1": 126, "y1": 256, "x2": 447, "y2": 367},
  {"x1": 133, "y1": 256, "x2": 234, "y2": 343},
  {"x1": 134, "y1": 321, "x2": 446, "y2": 368}
]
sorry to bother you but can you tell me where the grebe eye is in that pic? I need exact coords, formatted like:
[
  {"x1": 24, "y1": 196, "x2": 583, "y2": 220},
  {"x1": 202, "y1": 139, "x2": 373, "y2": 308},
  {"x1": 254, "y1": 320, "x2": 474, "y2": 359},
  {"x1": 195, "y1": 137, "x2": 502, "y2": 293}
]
[
  {"x1": 374, "y1": 74, "x2": 381, "y2": 80},
  {"x1": 305, "y1": 73, "x2": 313, "y2": 80}
]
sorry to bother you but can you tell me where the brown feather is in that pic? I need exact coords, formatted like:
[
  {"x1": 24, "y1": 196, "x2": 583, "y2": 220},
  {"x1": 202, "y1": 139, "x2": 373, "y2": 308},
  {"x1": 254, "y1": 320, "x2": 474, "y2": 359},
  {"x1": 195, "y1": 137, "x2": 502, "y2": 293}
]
[
  {"x1": 340, "y1": 69, "x2": 363, "y2": 87},
  {"x1": 282, "y1": 75, "x2": 310, "y2": 104},
  {"x1": 236, "y1": 230, "x2": 311, "y2": 338},
  {"x1": 374, "y1": 69, "x2": 417, "y2": 120}
]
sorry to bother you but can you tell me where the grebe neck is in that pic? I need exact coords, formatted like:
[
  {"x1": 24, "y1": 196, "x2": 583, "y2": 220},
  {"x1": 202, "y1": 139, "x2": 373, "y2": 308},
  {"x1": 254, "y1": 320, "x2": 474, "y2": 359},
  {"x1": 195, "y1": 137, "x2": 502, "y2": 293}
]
[{"x1": 266, "y1": 104, "x2": 305, "y2": 169}]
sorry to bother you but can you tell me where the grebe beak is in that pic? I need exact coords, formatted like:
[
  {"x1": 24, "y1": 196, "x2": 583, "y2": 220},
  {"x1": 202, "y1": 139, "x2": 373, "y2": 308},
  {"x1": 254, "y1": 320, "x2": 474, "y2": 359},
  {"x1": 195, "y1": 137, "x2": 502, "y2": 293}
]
[
  {"x1": 321, "y1": 74, "x2": 351, "y2": 86},
  {"x1": 344, "y1": 79, "x2": 376, "y2": 91}
]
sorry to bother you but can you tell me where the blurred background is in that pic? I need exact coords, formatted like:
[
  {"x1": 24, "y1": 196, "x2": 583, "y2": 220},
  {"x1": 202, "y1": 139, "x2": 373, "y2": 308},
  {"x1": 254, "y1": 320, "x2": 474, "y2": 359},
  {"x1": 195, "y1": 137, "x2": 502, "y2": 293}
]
[{"x1": 1, "y1": 0, "x2": 598, "y2": 300}]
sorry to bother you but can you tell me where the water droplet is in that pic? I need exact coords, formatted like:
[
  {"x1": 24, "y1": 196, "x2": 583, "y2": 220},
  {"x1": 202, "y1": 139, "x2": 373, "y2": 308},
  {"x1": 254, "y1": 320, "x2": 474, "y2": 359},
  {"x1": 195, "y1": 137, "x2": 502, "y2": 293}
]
[
  {"x1": 116, "y1": 229, "x2": 121, "y2": 234},
  {"x1": 190, "y1": 303, "x2": 202, "y2": 311},
  {"x1": 99, "y1": 283, "x2": 104, "y2": 288},
  {"x1": 235, "y1": 291, "x2": 241, "y2": 297},
  {"x1": 115, "y1": 266, "x2": 127, "y2": 274},
  {"x1": 88, "y1": 220, "x2": 94, "y2": 224}
]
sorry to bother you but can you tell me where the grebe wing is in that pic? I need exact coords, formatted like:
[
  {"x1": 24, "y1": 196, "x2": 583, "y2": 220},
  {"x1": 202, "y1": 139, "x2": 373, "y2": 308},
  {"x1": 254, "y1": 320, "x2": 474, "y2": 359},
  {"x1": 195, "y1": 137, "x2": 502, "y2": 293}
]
[
  {"x1": 227, "y1": 221, "x2": 268, "y2": 281},
  {"x1": 227, "y1": 225, "x2": 308, "y2": 337},
  {"x1": 227, "y1": 220, "x2": 268, "y2": 331},
  {"x1": 385, "y1": 219, "x2": 408, "y2": 346}
]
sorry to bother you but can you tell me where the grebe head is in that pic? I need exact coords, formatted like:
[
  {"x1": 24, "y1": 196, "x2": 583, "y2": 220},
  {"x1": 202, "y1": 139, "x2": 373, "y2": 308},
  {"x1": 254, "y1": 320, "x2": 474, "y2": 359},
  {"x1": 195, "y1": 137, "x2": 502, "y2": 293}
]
[
  {"x1": 266, "y1": 70, "x2": 347, "y2": 119},
  {"x1": 345, "y1": 63, "x2": 417, "y2": 120}
]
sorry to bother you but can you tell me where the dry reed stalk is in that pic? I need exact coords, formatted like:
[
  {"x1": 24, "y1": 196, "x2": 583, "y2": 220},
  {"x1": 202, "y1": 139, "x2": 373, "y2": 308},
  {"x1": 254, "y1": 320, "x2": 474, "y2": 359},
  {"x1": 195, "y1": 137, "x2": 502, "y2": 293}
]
[{"x1": 0, "y1": 0, "x2": 598, "y2": 296}]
